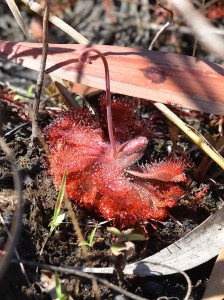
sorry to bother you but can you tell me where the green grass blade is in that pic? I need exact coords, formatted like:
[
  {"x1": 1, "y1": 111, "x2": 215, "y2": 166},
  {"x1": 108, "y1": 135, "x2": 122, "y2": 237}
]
[
  {"x1": 88, "y1": 226, "x2": 97, "y2": 247},
  {"x1": 55, "y1": 272, "x2": 67, "y2": 300},
  {"x1": 49, "y1": 171, "x2": 67, "y2": 233}
]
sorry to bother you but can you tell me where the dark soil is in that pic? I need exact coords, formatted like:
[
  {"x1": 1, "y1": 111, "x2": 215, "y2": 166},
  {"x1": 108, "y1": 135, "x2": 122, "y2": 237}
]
[{"x1": 0, "y1": 1, "x2": 224, "y2": 299}]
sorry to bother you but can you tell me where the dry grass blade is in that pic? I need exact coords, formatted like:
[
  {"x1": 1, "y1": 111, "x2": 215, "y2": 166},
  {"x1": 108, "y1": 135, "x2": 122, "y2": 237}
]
[
  {"x1": 154, "y1": 102, "x2": 224, "y2": 170},
  {"x1": 7, "y1": 0, "x2": 78, "y2": 110},
  {"x1": 21, "y1": 0, "x2": 89, "y2": 44},
  {"x1": 6, "y1": 0, "x2": 35, "y2": 41}
]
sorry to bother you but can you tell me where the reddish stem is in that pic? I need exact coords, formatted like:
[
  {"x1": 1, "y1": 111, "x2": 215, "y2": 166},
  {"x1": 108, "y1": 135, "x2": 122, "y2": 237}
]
[
  {"x1": 79, "y1": 48, "x2": 116, "y2": 157},
  {"x1": 1, "y1": 93, "x2": 26, "y2": 109}
]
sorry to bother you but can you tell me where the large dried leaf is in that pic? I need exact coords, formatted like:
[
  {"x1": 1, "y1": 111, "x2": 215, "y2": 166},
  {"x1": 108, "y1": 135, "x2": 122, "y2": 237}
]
[{"x1": 0, "y1": 41, "x2": 224, "y2": 115}]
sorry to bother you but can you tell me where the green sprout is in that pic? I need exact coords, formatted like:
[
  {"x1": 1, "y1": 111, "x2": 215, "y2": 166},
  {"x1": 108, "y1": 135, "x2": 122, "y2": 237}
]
[
  {"x1": 14, "y1": 84, "x2": 33, "y2": 102},
  {"x1": 78, "y1": 225, "x2": 98, "y2": 248},
  {"x1": 55, "y1": 272, "x2": 67, "y2": 300},
  {"x1": 49, "y1": 171, "x2": 66, "y2": 233},
  {"x1": 107, "y1": 227, "x2": 146, "y2": 256}
]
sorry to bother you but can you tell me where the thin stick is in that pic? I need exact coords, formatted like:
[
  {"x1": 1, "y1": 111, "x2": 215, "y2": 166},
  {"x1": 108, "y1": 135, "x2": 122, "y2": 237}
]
[
  {"x1": 0, "y1": 214, "x2": 38, "y2": 300},
  {"x1": 0, "y1": 137, "x2": 23, "y2": 280},
  {"x1": 21, "y1": 0, "x2": 89, "y2": 44},
  {"x1": 24, "y1": 1, "x2": 51, "y2": 151},
  {"x1": 6, "y1": 0, "x2": 77, "y2": 111},
  {"x1": 20, "y1": 0, "x2": 224, "y2": 37},
  {"x1": 64, "y1": 198, "x2": 101, "y2": 300},
  {"x1": 6, "y1": 0, "x2": 35, "y2": 41},
  {"x1": 168, "y1": 0, "x2": 224, "y2": 59},
  {"x1": 192, "y1": 0, "x2": 205, "y2": 57},
  {"x1": 14, "y1": 0, "x2": 224, "y2": 40},
  {"x1": 149, "y1": 0, "x2": 174, "y2": 50},
  {"x1": 32, "y1": 0, "x2": 50, "y2": 126},
  {"x1": 11, "y1": 259, "x2": 149, "y2": 300},
  {"x1": 64, "y1": 198, "x2": 88, "y2": 258},
  {"x1": 204, "y1": 0, "x2": 219, "y2": 9},
  {"x1": 149, "y1": 21, "x2": 170, "y2": 50},
  {"x1": 154, "y1": 102, "x2": 224, "y2": 170}
]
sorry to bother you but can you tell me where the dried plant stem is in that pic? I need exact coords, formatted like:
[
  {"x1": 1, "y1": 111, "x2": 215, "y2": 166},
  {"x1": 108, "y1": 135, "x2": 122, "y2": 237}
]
[
  {"x1": 154, "y1": 102, "x2": 224, "y2": 170},
  {"x1": 32, "y1": 0, "x2": 50, "y2": 125},
  {"x1": 149, "y1": 21, "x2": 170, "y2": 50},
  {"x1": 20, "y1": 0, "x2": 224, "y2": 37},
  {"x1": 6, "y1": 0, "x2": 35, "y2": 41},
  {"x1": 0, "y1": 137, "x2": 23, "y2": 280},
  {"x1": 64, "y1": 198, "x2": 100, "y2": 300},
  {"x1": 0, "y1": 214, "x2": 38, "y2": 300},
  {"x1": 64, "y1": 198, "x2": 88, "y2": 257},
  {"x1": 147, "y1": 23, "x2": 224, "y2": 35},
  {"x1": 7, "y1": 0, "x2": 77, "y2": 111},
  {"x1": 204, "y1": 0, "x2": 219, "y2": 9},
  {"x1": 12, "y1": 259, "x2": 149, "y2": 300},
  {"x1": 192, "y1": 0, "x2": 205, "y2": 57},
  {"x1": 28, "y1": 109, "x2": 49, "y2": 155},
  {"x1": 149, "y1": 0, "x2": 174, "y2": 50},
  {"x1": 29, "y1": 1, "x2": 50, "y2": 151},
  {"x1": 79, "y1": 48, "x2": 117, "y2": 157},
  {"x1": 21, "y1": 0, "x2": 89, "y2": 44},
  {"x1": 168, "y1": 0, "x2": 224, "y2": 59},
  {"x1": 18, "y1": 0, "x2": 224, "y2": 37}
]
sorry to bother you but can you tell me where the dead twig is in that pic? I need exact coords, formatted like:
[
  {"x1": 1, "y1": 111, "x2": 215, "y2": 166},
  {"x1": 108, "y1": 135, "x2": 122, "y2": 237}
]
[
  {"x1": 11, "y1": 259, "x2": 149, "y2": 300},
  {"x1": 7, "y1": 0, "x2": 78, "y2": 110},
  {"x1": 168, "y1": 0, "x2": 224, "y2": 59},
  {"x1": 0, "y1": 137, "x2": 23, "y2": 280},
  {"x1": 192, "y1": 0, "x2": 205, "y2": 57},
  {"x1": 64, "y1": 198, "x2": 88, "y2": 258},
  {"x1": 8, "y1": 0, "x2": 79, "y2": 109},
  {"x1": 154, "y1": 102, "x2": 224, "y2": 170},
  {"x1": 6, "y1": 0, "x2": 35, "y2": 41},
  {"x1": 5, "y1": 0, "x2": 50, "y2": 152},
  {"x1": 64, "y1": 198, "x2": 101, "y2": 300},
  {"x1": 149, "y1": 0, "x2": 174, "y2": 50},
  {"x1": 31, "y1": 0, "x2": 50, "y2": 139},
  {"x1": 0, "y1": 214, "x2": 38, "y2": 300},
  {"x1": 21, "y1": 0, "x2": 89, "y2": 44}
]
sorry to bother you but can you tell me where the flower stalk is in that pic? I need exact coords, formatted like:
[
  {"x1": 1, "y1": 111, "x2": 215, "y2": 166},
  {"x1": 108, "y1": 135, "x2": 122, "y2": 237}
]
[{"x1": 79, "y1": 48, "x2": 117, "y2": 157}]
